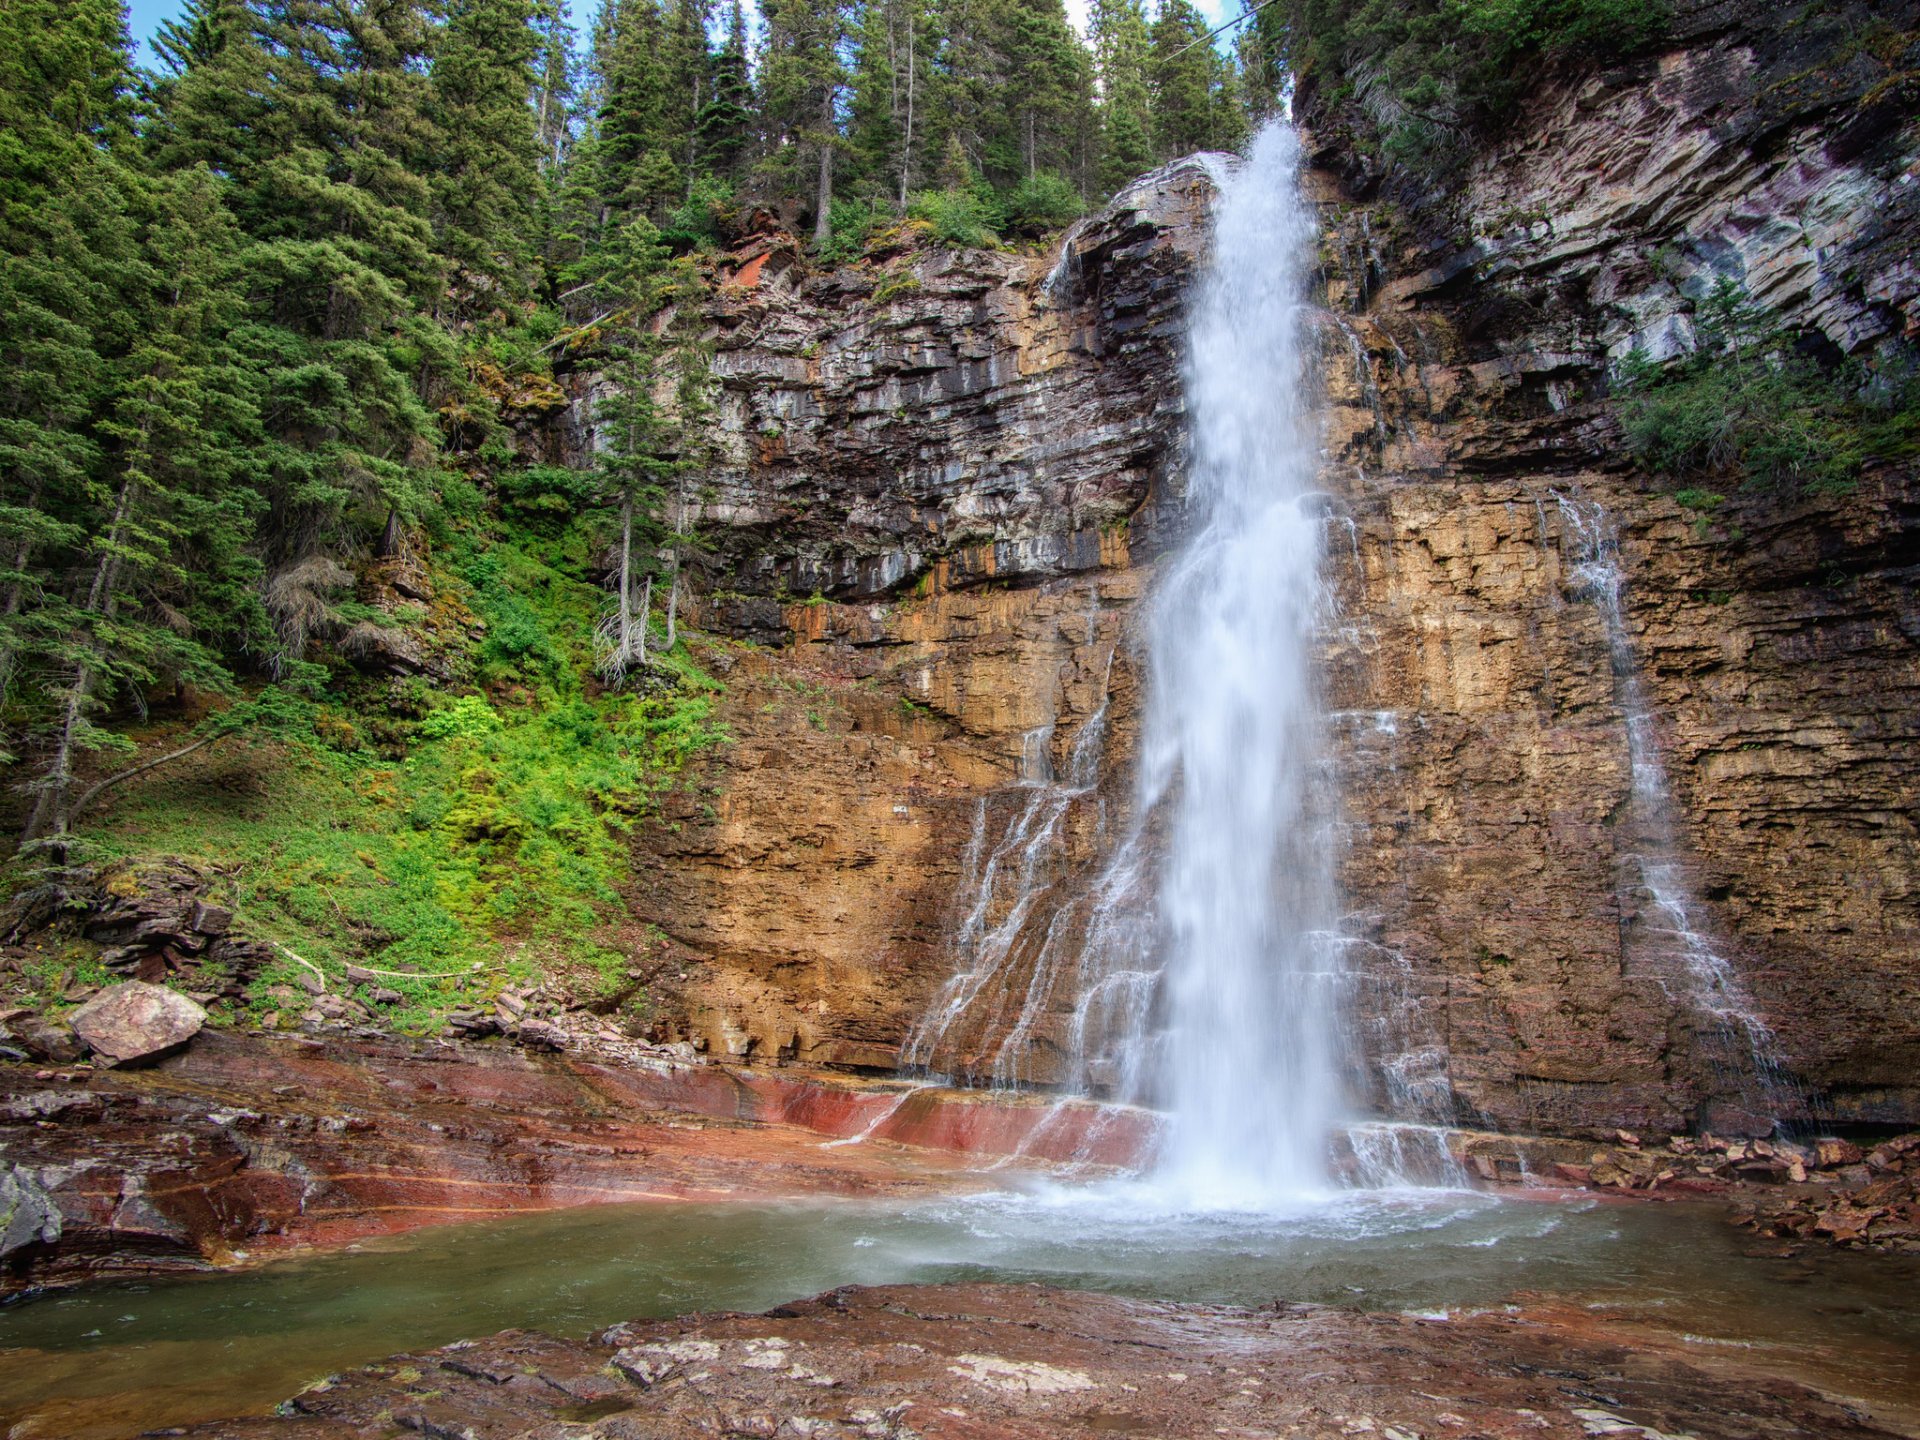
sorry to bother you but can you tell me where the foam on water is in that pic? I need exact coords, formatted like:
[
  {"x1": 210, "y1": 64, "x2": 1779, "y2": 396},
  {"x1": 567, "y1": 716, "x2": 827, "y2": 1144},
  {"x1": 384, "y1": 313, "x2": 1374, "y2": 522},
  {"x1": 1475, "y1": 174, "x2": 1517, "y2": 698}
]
[{"x1": 1130, "y1": 120, "x2": 1339, "y2": 1206}]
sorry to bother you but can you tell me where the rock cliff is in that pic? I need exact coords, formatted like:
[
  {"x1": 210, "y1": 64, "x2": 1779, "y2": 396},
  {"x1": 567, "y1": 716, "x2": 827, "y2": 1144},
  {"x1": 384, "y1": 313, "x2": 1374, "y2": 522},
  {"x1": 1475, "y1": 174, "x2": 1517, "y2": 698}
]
[{"x1": 601, "y1": 0, "x2": 1918, "y2": 1140}]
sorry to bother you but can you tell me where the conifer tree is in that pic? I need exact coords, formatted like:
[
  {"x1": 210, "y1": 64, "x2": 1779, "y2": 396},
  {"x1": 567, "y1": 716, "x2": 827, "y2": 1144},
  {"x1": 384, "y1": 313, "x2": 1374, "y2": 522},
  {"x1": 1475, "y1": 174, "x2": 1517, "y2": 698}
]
[
  {"x1": 1090, "y1": 0, "x2": 1154, "y2": 195},
  {"x1": 155, "y1": 0, "x2": 451, "y2": 584},
  {"x1": 697, "y1": 1, "x2": 756, "y2": 187},
  {"x1": 22, "y1": 163, "x2": 265, "y2": 844},
  {"x1": 848, "y1": 0, "x2": 935, "y2": 206},
  {"x1": 585, "y1": 0, "x2": 682, "y2": 220},
  {"x1": 430, "y1": 0, "x2": 546, "y2": 324},
  {"x1": 761, "y1": 0, "x2": 851, "y2": 243},
  {"x1": 1151, "y1": 0, "x2": 1244, "y2": 157},
  {"x1": 0, "y1": 0, "x2": 132, "y2": 712},
  {"x1": 531, "y1": 0, "x2": 578, "y2": 174},
  {"x1": 567, "y1": 217, "x2": 703, "y2": 680}
]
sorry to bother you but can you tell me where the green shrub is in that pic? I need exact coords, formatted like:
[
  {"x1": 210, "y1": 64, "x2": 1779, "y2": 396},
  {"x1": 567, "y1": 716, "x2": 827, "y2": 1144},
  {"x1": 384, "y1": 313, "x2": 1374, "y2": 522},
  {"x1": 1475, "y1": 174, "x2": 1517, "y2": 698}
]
[
  {"x1": 1616, "y1": 280, "x2": 1920, "y2": 496},
  {"x1": 660, "y1": 174, "x2": 735, "y2": 253},
  {"x1": 908, "y1": 188, "x2": 1000, "y2": 249},
  {"x1": 816, "y1": 196, "x2": 891, "y2": 263},
  {"x1": 998, "y1": 172, "x2": 1085, "y2": 238}
]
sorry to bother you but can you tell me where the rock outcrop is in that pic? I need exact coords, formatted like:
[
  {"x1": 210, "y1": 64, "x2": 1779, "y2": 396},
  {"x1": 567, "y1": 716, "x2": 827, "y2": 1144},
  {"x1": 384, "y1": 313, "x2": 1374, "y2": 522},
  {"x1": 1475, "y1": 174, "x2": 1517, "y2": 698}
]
[
  {"x1": 0, "y1": 1030, "x2": 1003, "y2": 1297},
  {"x1": 591, "y1": 0, "x2": 1918, "y2": 1143}
]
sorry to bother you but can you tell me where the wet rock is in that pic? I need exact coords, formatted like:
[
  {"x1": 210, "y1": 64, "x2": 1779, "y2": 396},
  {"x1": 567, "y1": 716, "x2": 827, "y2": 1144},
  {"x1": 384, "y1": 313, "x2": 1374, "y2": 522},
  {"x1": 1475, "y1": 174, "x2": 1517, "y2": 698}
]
[
  {"x1": 68, "y1": 982, "x2": 206, "y2": 1068},
  {"x1": 0, "y1": 1164, "x2": 61, "y2": 1259},
  {"x1": 11, "y1": 1015, "x2": 87, "y2": 1064},
  {"x1": 0, "y1": 1028, "x2": 1004, "y2": 1298},
  {"x1": 172, "y1": 1283, "x2": 1908, "y2": 1439}
]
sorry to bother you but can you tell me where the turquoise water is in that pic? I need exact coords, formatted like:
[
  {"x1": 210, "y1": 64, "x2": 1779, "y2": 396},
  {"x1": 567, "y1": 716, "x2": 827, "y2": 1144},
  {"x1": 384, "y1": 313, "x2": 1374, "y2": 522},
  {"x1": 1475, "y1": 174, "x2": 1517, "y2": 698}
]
[{"x1": 3, "y1": 1185, "x2": 1917, "y2": 1439}]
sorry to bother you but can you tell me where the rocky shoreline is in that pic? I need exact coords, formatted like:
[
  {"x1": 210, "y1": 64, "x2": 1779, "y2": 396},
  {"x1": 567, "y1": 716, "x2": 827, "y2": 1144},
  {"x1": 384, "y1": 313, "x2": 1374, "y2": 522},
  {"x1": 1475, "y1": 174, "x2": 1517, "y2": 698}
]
[
  {"x1": 174, "y1": 1281, "x2": 1910, "y2": 1440},
  {"x1": 6, "y1": 1015, "x2": 1920, "y2": 1304}
]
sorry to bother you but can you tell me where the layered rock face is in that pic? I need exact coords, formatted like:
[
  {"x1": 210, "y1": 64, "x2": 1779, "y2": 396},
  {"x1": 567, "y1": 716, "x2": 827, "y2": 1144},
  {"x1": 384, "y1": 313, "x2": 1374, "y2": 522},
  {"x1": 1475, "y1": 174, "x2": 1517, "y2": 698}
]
[{"x1": 621, "y1": 0, "x2": 1919, "y2": 1138}]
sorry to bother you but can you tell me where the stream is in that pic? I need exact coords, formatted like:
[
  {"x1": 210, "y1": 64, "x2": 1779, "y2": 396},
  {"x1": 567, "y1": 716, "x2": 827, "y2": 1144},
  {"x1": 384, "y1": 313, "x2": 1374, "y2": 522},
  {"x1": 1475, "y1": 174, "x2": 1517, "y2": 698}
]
[{"x1": 4, "y1": 1183, "x2": 1919, "y2": 1439}]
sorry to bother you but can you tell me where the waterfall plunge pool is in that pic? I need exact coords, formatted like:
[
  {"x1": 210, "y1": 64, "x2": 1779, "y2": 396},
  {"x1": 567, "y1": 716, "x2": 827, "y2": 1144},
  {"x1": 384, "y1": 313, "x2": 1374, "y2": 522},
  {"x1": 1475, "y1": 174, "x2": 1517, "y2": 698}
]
[{"x1": 5, "y1": 1184, "x2": 1919, "y2": 1440}]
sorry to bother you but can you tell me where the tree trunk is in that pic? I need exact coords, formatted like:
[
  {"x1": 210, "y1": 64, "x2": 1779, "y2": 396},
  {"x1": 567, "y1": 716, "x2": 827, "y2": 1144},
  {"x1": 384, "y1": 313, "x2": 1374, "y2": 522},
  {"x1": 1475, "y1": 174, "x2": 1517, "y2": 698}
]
[
  {"x1": 686, "y1": 75, "x2": 702, "y2": 198},
  {"x1": 23, "y1": 480, "x2": 134, "y2": 844},
  {"x1": 814, "y1": 84, "x2": 836, "y2": 244},
  {"x1": 899, "y1": 12, "x2": 916, "y2": 208},
  {"x1": 0, "y1": 478, "x2": 44, "y2": 707},
  {"x1": 636, "y1": 574, "x2": 651, "y2": 667}
]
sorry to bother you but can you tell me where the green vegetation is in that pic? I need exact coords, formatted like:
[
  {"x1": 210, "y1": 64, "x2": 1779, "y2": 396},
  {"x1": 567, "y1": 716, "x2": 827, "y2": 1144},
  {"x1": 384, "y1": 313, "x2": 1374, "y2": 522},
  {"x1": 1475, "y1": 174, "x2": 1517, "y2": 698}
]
[
  {"x1": 1266, "y1": 0, "x2": 1670, "y2": 169},
  {"x1": 78, "y1": 530, "x2": 724, "y2": 1033},
  {"x1": 1617, "y1": 282, "x2": 1920, "y2": 499}
]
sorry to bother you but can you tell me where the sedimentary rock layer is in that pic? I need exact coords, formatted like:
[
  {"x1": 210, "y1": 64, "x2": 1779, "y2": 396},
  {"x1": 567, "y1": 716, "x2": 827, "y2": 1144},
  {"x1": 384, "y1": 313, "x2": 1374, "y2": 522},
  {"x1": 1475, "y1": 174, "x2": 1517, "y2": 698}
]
[
  {"x1": 607, "y1": 0, "x2": 1918, "y2": 1138},
  {"x1": 180, "y1": 1282, "x2": 1905, "y2": 1439}
]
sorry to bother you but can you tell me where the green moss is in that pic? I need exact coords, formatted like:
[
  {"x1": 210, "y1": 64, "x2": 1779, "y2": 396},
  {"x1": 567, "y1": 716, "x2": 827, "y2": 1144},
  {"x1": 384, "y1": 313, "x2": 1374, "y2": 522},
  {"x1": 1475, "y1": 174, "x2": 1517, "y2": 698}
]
[{"x1": 72, "y1": 523, "x2": 727, "y2": 1034}]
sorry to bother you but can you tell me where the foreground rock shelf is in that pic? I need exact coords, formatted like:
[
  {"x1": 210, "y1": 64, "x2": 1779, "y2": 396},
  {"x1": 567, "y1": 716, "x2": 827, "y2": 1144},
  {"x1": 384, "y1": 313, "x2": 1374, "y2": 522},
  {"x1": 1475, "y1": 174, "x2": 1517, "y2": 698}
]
[{"x1": 180, "y1": 1281, "x2": 1905, "y2": 1440}]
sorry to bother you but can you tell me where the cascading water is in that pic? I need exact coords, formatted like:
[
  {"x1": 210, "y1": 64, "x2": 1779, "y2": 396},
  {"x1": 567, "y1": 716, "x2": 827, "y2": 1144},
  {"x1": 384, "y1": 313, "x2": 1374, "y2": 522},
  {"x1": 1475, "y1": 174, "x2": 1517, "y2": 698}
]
[
  {"x1": 906, "y1": 123, "x2": 1422, "y2": 1203},
  {"x1": 1555, "y1": 494, "x2": 1799, "y2": 1134},
  {"x1": 1133, "y1": 122, "x2": 1340, "y2": 1204}
]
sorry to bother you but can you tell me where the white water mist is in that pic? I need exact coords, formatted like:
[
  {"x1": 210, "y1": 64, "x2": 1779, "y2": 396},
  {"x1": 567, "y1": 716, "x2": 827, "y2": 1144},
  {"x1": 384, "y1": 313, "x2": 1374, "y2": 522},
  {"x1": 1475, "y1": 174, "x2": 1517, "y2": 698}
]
[{"x1": 1141, "y1": 122, "x2": 1339, "y2": 1204}]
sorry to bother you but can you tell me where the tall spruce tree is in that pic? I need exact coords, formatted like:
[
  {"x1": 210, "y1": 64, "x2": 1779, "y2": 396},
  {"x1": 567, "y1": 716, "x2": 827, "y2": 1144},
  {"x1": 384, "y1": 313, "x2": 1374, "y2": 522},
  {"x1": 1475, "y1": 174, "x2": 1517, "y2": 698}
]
[
  {"x1": 0, "y1": 0, "x2": 133, "y2": 716},
  {"x1": 696, "y1": 1, "x2": 756, "y2": 187},
  {"x1": 1090, "y1": 0, "x2": 1154, "y2": 195},
  {"x1": 1151, "y1": 0, "x2": 1245, "y2": 157},
  {"x1": 566, "y1": 216, "x2": 703, "y2": 680},
  {"x1": 429, "y1": 0, "x2": 546, "y2": 324},
  {"x1": 155, "y1": 0, "x2": 452, "y2": 590},
  {"x1": 761, "y1": 0, "x2": 851, "y2": 242},
  {"x1": 22, "y1": 163, "x2": 266, "y2": 844},
  {"x1": 848, "y1": 0, "x2": 936, "y2": 206}
]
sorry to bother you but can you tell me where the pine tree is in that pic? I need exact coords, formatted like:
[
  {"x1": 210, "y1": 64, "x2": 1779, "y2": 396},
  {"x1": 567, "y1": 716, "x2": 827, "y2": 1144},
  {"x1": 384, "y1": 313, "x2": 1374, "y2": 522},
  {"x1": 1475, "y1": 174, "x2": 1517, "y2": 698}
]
[
  {"x1": 760, "y1": 0, "x2": 851, "y2": 243},
  {"x1": 593, "y1": 0, "x2": 677, "y2": 217},
  {"x1": 1089, "y1": 0, "x2": 1154, "y2": 195},
  {"x1": 696, "y1": 1, "x2": 756, "y2": 187},
  {"x1": 662, "y1": 0, "x2": 714, "y2": 190},
  {"x1": 566, "y1": 218, "x2": 703, "y2": 680},
  {"x1": 996, "y1": 0, "x2": 1092, "y2": 185},
  {"x1": 154, "y1": 0, "x2": 452, "y2": 587},
  {"x1": 1237, "y1": 1, "x2": 1290, "y2": 121},
  {"x1": 429, "y1": 0, "x2": 546, "y2": 325},
  {"x1": 1150, "y1": 0, "x2": 1212, "y2": 157},
  {"x1": 531, "y1": 0, "x2": 578, "y2": 175},
  {"x1": 0, "y1": 0, "x2": 132, "y2": 713},
  {"x1": 848, "y1": 0, "x2": 935, "y2": 206},
  {"x1": 22, "y1": 163, "x2": 266, "y2": 844}
]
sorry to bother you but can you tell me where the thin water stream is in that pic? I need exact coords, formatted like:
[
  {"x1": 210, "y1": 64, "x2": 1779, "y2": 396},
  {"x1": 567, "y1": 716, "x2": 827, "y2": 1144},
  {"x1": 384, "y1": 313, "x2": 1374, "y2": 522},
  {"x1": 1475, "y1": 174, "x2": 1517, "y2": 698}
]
[{"x1": 4, "y1": 1189, "x2": 1918, "y2": 1440}]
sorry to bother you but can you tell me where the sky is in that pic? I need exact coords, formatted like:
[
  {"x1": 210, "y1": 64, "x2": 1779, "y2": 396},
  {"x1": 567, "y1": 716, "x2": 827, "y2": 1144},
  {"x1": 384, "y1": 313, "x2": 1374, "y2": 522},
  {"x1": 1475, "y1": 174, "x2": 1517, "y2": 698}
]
[{"x1": 122, "y1": 0, "x2": 1249, "y2": 67}]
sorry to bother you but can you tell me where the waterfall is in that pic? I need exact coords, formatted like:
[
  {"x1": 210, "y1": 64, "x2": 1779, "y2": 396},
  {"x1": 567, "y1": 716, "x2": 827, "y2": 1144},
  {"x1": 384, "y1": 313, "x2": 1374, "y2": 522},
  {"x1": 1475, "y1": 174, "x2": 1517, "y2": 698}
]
[
  {"x1": 1555, "y1": 494, "x2": 1799, "y2": 1135},
  {"x1": 1139, "y1": 122, "x2": 1338, "y2": 1204},
  {"x1": 905, "y1": 124, "x2": 1368, "y2": 1204}
]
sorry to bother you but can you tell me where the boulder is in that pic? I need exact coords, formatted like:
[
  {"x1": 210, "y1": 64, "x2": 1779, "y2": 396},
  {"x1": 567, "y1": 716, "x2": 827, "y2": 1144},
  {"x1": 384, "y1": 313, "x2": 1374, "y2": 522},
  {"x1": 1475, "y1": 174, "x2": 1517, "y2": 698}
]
[
  {"x1": 68, "y1": 982, "x2": 207, "y2": 1068},
  {"x1": 14, "y1": 1016, "x2": 87, "y2": 1064},
  {"x1": 0, "y1": 1164, "x2": 62, "y2": 1259}
]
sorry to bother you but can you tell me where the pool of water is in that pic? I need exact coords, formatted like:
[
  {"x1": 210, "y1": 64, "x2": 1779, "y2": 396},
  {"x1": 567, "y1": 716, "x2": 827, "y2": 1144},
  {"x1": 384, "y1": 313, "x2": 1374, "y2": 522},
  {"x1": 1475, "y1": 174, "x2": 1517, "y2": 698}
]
[{"x1": 4, "y1": 1181, "x2": 1918, "y2": 1439}]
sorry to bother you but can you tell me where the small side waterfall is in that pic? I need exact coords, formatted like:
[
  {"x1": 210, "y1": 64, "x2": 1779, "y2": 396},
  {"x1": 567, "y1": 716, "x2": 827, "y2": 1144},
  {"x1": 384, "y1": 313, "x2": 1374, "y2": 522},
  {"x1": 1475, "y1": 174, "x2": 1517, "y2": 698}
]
[{"x1": 1556, "y1": 494, "x2": 1799, "y2": 1134}]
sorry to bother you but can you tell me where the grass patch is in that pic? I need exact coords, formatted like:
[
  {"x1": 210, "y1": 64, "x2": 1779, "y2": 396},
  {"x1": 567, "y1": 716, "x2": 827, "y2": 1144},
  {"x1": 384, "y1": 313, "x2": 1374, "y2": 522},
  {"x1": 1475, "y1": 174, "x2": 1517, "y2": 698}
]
[{"x1": 69, "y1": 527, "x2": 726, "y2": 1035}]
